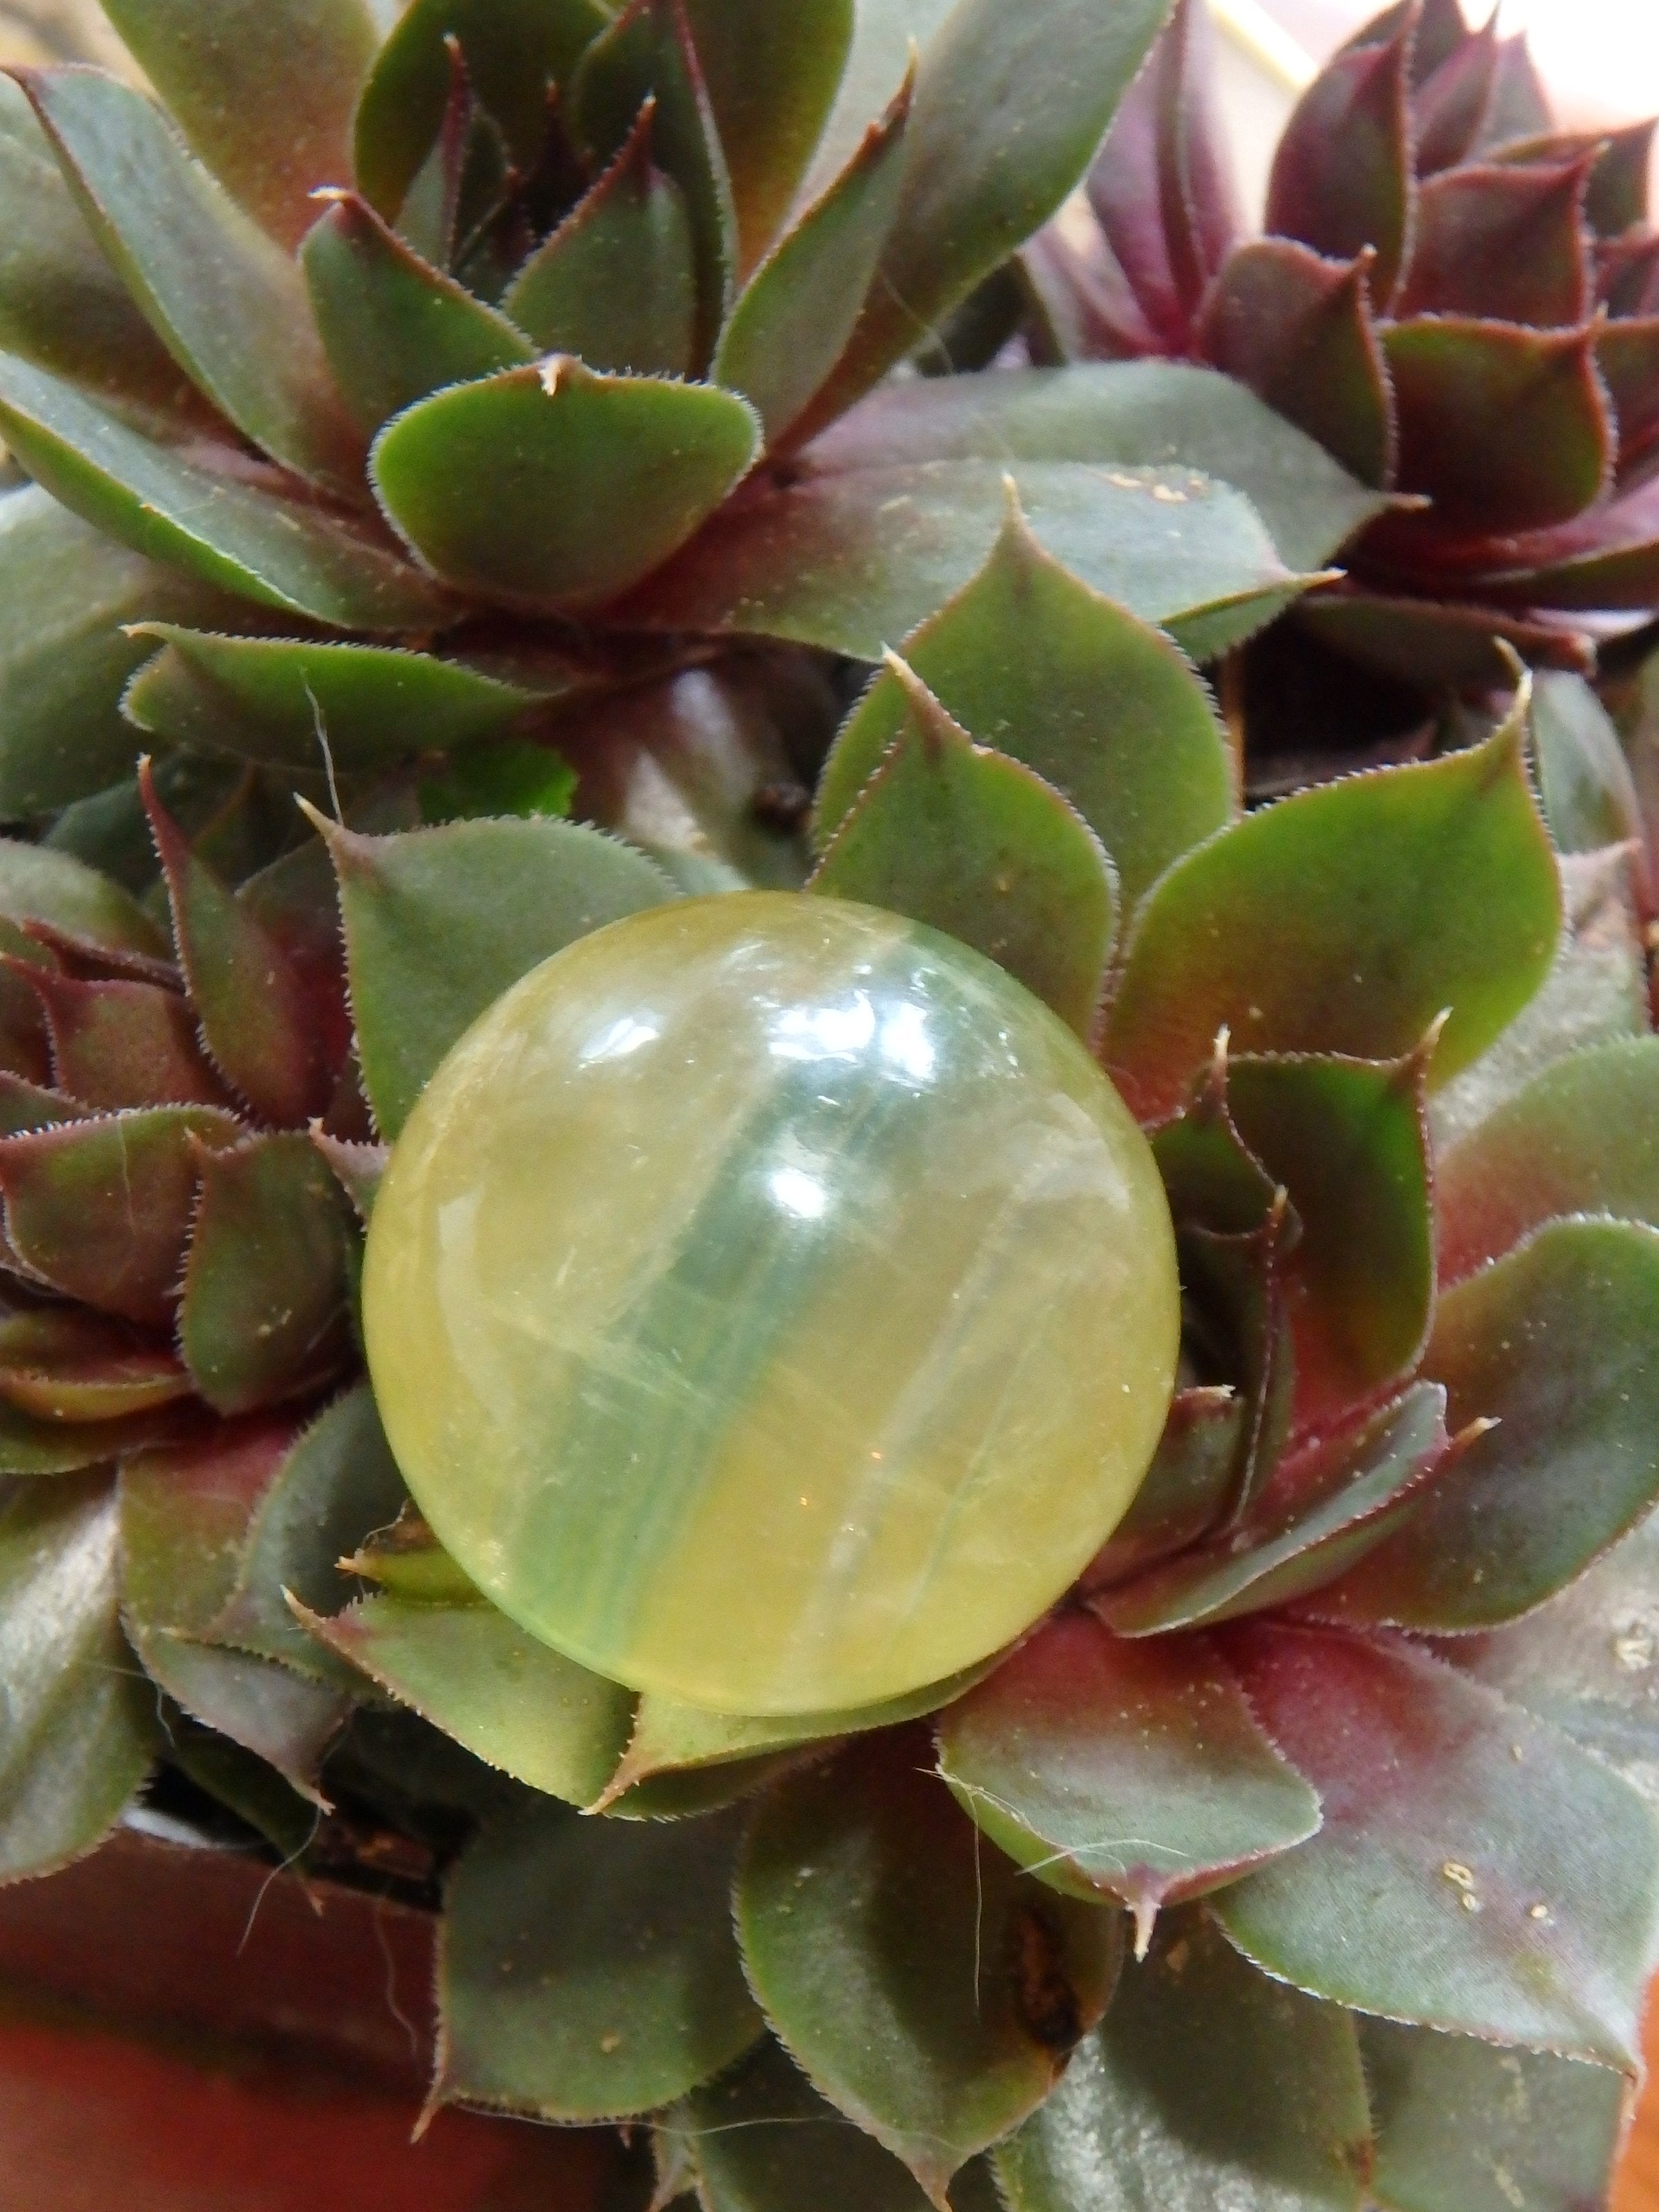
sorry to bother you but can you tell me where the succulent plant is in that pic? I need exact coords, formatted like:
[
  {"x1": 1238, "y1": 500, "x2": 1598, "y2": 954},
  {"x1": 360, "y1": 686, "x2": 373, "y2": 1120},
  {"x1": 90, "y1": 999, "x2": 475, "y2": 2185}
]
[
  {"x1": 1, "y1": 6, "x2": 1659, "y2": 2212},
  {"x1": 1031, "y1": 0, "x2": 1659, "y2": 695}
]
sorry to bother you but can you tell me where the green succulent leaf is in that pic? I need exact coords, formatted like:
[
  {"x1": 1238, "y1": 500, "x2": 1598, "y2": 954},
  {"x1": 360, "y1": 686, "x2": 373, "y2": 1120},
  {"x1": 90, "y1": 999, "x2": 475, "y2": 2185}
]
[
  {"x1": 503, "y1": 103, "x2": 697, "y2": 377},
  {"x1": 0, "y1": 1105, "x2": 241, "y2": 1327},
  {"x1": 799, "y1": 360, "x2": 1388, "y2": 575},
  {"x1": 440, "y1": 1797, "x2": 763, "y2": 2121},
  {"x1": 0, "y1": 491, "x2": 247, "y2": 816},
  {"x1": 97, "y1": 0, "x2": 377, "y2": 250},
  {"x1": 738, "y1": 1730, "x2": 1123, "y2": 2202},
  {"x1": 301, "y1": 190, "x2": 534, "y2": 434},
  {"x1": 1311, "y1": 1219, "x2": 1659, "y2": 1634},
  {"x1": 371, "y1": 358, "x2": 760, "y2": 610},
  {"x1": 143, "y1": 767, "x2": 327, "y2": 1127},
  {"x1": 1198, "y1": 241, "x2": 1394, "y2": 489},
  {"x1": 0, "y1": 75, "x2": 205, "y2": 423},
  {"x1": 1083, "y1": 1387, "x2": 1244, "y2": 1588},
  {"x1": 1265, "y1": 12, "x2": 1413, "y2": 301},
  {"x1": 1096, "y1": 1385, "x2": 1451, "y2": 1636},
  {"x1": 418, "y1": 740, "x2": 577, "y2": 825},
  {"x1": 353, "y1": 0, "x2": 610, "y2": 218},
  {"x1": 315, "y1": 810, "x2": 675, "y2": 1138},
  {"x1": 298, "y1": 1588, "x2": 635, "y2": 1808},
  {"x1": 0, "y1": 357, "x2": 453, "y2": 631},
  {"x1": 796, "y1": 0, "x2": 1176, "y2": 430},
  {"x1": 602, "y1": 1662, "x2": 999, "y2": 1807},
  {"x1": 1103, "y1": 713, "x2": 1562, "y2": 1125},
  {"x1": 0, "y1": 1471, "x2": 158, "y2": 1882},
  {"x1": 1377, "y1": 320, "x2": 1612, "y2": 538},
  {"x1": 675, "y1": 2036, "x2": 948, "y2": 2212},
  {"x1": 1438, "y1": 1506, "x2": 1659, "y2": 1806},
  {"x1": 937, "y1": 1611, "x2": 1320, "y2": 1950},
  {"x1": 118, "y1": 1419, "x2": 350, "y2": 1796},
  {"x1": 567, "y1": 0, "x2": 738, "y2": 367},
  {"x1": 178, "y1": 1134, "x2": 356, "y2": 1416},
  {"x1": 1211, "y1": 1623, "x2": 1659, "y2": 2071},
  {"x1": 693, "y1": 3, "x2": 859, "y2": 264},
  {"x1": 1438, "y1": 1036, "x2": 1659, "y2": 1282},
  {"x1": 206, "y1": 1382, "x2": 409, "y2": 1684},
  {"x1": 1225, "y1": 1051, "x2": 1434, "y2": 1425},
  {"x1": 811, "y1": 659, "x2": 1117, "y2": 1038},
  {"x1": 713, "y1": 64, "x2": 912, "y2": 447},
  {"x1": 125, "y1": 626, "x2": 550, "y2": 778},
  {"x1": 997, "y1": 1915, "x2": 1371, "y2": 2212},
  {"x1": 1360, "y1": 2016, "x2": 1628, "y2": 2212},
  {"x1": 802, "y1": 0, "x2": 953, "y2": 196},
  {"x1": 0, "y1": 1309, "x2": 190, "y2": 1425},
  {"x1": 1431, "y1": 849, "x2": 1651, "y2": 1150},
  {"x1": 1529, "y1": 671, "x2": 1646, "y2": 859},
  {"x1": 816, "y1": 492, "x2": 1234, "y2": 910},
  {"x1": 16, "y1": 66, "x2": 364, "y2": 492},
  {"x1": 624, "y1": 457, "x2": 1306, "y2": 666},
  {"x1": 0, "y1": 830, "x2": 167, "y2": 964}
]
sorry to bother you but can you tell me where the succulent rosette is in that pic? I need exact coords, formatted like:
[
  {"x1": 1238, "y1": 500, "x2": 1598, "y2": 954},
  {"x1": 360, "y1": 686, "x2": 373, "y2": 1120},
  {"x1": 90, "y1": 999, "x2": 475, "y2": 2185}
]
[
  {"x1": 1032, "y1": 0, "x2": 1659, "y2": 694},
  {"x1": 0, "y1": 6, "x2": 1657, "y2": 2212}
]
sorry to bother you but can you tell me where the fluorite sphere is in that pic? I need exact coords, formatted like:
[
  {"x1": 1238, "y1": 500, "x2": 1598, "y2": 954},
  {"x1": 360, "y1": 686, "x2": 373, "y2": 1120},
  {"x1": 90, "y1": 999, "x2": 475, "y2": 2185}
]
[{"x1": 364, "y1": 893, "x2": 1180, "y2": 1714}]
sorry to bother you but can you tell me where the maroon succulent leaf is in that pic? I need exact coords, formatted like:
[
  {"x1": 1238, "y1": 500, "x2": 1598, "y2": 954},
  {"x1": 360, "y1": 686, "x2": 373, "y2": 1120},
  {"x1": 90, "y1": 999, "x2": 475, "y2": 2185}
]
[
  {"x1": 1470, "y1": 32, "x2": 1553, "y2": 151},
  {"x1": 0, "y1": 1105, "x2": 242, "y2": 1327},
  {"x1": 142, "y1": 762, "x2": 328, "y2": 1129},
  {"x1": 1085, "y1": 0, "x2": 1241, "y2": 356},
  {"x1": 1459, "y1": 468, "x2": 1659, "y2": 610},
  {"x1": 1597, "y1": 317, "x2": 1659, "y2": 485},
  {"x1": 1264, "y1": 15, "x2": 1415, "y2": 306},
  {"x1": 1096, "y1": 1384, "x2": 1453, "y2": 1636},
  {"x1": 1294, "y1": 586, "x2": 1597, "y2": 685},
  {"x1": 0, "y1": 1307, "x2": 191, "y2": 1423},
  {"x1": 936, "y1": 1611, "x2": 1321, "y2": 1956},
  {"x1": 1197, "y1": 239, "x2": 1395, "y2": 488},
  {"x1": 19, "y1": 968, "x2": 232, "y2": 1113},
  {"x1": 1212, "y1": 1622, "x2": 1659, "y2": 2069},
  {"x1": 1375, "y1": 319, "x2": 1612, "y2": 539},
  {"x1": 1391, "y1": 158, "x2": 1594, "y2": 326},
  {"x1": 1412, "y1": 10, "x2": 1500, "y2": 176}
]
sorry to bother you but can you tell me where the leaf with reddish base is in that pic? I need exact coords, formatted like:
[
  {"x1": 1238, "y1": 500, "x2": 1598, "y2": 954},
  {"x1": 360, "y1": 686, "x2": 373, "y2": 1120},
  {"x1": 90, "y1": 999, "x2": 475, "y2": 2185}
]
[
  {"x1": 142, "y1": 763, "x2": 326, "y2": 1128},
  {"x1": 1265, "y1": 18, "x2": 1414, "y2": 305},
  {"x1": 1180, "y1": 1206, "x2": 1298, "y2": 1521},
  {"x1": 0, "y1": 839, "x2": 167, "y2": 966},
  {"x1": 1103, "y1": 711, "x2": 1562, "y2": 1125},
  {"x1": 1374, "y1": 320, "x2": 1611, "y2": 541},
  {"x1": 1393, "y1": 159, "x2": 1593, "y2": 326},
  {"x1": 0, "y1": 1105, "x2": 241, "y2": 1327},
  {"x1": 1083, "y1": 1387, "x2": 1243, "y2": 1589},
  {"x1": 19, "y1": 968, "x2": 231, "y2": 1113},
  {"x1": 1085, "y1": 0, "x2": 1240, "y2": 355},
  {"x1": 0, "y1": 1309, "x2": 190, "y2": 1423},
  {"x1": 1309, "y1": 1219, "x2": 1659, "y2": 1633},
  {"x1": 178, "y1": 1133, "x2": 356, "y2": 1416},
  {"x1": 1198, "y1": 240, "x2": 1394, "y2": 488},
  {"x1": 1096, "y1": 1385, "x2": 1452, "y2": 1635},
  {"x1": 1463, "y1": 469, "x2": 1659, "y2": 610},
  {"x1": 1211, "y1": 1623, "x2": 1659, "y2": 2070},
  {"x1": 1438, "y1": 1036, "x2": 1659, "y2": 1283},
  {"x1": 995, "y1": 1916, "x2": 1371, "y2": 2212},
  {"x1": 1598, "y1": 317, "x2": 1659, "y2": 483},
  {"x1": 1295, "y1": 590, "x2": 1595, "y2": 688},
  {"x1": 118, "y1": 1418, "x2": 348, "y2": 1800},
  {"x1": 811, "y1": 659, "x2": 1117, "y2": 1040},
  {"x1": 937, "y1": 1612, "x2": 1320, "y2": 1956},
  {"x1": 738, "y1": 1730, "x2": 1123, "y2": 2204}
]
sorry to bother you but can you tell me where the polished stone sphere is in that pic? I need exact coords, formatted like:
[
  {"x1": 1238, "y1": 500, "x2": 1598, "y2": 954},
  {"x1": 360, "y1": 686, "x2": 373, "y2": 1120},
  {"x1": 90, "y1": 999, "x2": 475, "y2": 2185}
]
[{"x1": 363, "y1": 892, "x2": 1180, "y2": 1715}]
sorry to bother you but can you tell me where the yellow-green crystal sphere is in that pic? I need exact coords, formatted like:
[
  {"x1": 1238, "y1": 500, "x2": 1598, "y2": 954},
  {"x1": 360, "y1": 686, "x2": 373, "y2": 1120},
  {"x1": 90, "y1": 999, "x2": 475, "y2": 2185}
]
[{"x1": 363, "y1": 894, "x2": 1180, "y2": 1714}]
